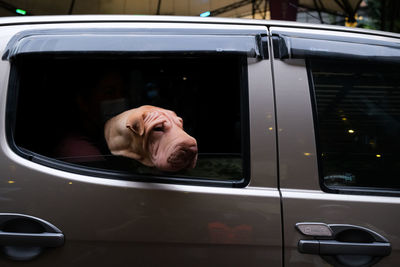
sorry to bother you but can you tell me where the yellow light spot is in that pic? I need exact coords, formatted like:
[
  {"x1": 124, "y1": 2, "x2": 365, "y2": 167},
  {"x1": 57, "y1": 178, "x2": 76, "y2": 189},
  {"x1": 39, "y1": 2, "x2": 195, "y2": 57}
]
[
  {"x1": 68, "y1": 182, "x2": 73, "y2": 185},
  {"x1": 268, "y1": 127, "x2": 273, "y2": 131},
  {"x1": 345, "y1": 21, "x2": 357, "y2": 28},
  {"x1": 342, "y1": 117, "x2": 347, "y2": 121},
  {"x1": 348, "y1": 129, "x2": 355, "y2": 134},
  {"x1": 304, "y1": 153, "x2": 311, "y2": 156},
  {"x1": 8, "y1": 180, "x2": 15, "y2": 184},
  {"x1": 345, "y1": 14, "x2": 358, "y2": 27},
  {"x1": 376, "y1": 154, "x2": 382, "y2": 158}
]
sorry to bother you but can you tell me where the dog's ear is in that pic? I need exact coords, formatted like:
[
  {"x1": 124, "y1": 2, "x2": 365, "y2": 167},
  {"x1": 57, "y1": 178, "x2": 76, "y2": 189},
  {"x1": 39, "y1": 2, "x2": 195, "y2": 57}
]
[{"x1": 126, "y1": 112, "x2": 145, "y2": 136}]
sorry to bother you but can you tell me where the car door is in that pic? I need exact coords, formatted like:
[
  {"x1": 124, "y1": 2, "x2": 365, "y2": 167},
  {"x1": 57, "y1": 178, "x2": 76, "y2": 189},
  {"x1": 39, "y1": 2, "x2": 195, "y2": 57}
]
[
  {"x1": 0, "y1": 19, "x2": 281, "y2": 266},
  {"x1": 271, "y1": 26, "x2": 400, "y2": 266}
]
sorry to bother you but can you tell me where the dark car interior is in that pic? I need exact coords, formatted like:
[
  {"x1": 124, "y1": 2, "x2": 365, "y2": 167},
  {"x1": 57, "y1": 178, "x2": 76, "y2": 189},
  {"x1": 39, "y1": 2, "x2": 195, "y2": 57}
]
[{"x1": 11, "y1": 53, "x2": 248, "y2": 181}]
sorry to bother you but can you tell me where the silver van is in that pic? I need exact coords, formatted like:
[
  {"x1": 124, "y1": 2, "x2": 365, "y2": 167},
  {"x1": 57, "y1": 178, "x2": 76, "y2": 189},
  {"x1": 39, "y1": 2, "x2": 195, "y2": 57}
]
[{"x1": 0, "y1": 15, "x2": 399, "y2": 267}]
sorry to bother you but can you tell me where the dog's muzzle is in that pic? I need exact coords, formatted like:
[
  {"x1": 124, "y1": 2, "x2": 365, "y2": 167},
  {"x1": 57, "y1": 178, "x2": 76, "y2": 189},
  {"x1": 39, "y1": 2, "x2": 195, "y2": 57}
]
[{"x1": 167, "y1": 145, "x2": 198, "y2": 171}]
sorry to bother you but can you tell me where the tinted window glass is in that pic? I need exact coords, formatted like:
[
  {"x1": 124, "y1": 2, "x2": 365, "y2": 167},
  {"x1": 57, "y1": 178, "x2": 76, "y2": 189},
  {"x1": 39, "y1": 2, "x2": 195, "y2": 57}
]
[
  {"x1": 309, "y1": 58, "x2": 400, "y2": 190},
  {"x1": 12, "y1": 54, "x2": 248, "y2": 183}
]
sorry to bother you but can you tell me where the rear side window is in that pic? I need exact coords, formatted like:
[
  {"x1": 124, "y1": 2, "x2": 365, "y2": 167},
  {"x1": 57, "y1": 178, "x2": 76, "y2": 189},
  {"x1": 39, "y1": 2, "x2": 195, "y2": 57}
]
[
  {"x1": 9, "y1": 54, "x2": 249, "y2": 185},
  {"x1": 309, "y1": 58, "x2": 400, "y2": 192}
]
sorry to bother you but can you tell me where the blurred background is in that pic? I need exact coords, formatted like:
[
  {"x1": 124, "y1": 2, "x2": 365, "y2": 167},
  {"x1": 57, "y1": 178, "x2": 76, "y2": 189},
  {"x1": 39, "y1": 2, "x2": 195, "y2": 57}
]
[{"x1": 1, "y1": 0, "x2": 399, "y2": 33}]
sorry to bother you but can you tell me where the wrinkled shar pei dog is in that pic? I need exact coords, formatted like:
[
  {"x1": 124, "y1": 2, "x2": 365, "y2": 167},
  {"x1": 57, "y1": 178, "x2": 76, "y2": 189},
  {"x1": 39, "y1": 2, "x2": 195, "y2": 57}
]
[{"x1": 104, "y1": 105, "x2": 198, "y2": 172}]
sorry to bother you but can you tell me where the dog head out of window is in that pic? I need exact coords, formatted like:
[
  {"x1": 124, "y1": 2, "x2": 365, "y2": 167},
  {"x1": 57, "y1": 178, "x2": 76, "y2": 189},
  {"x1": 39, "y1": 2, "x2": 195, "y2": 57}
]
[{"x1": 104, "y1": 105, "x2": 198, "y2": 172}]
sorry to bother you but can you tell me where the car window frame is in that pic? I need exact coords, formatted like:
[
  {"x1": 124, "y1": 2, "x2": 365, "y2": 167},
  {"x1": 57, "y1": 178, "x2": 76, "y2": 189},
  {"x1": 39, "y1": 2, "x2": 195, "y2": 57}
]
[
  {"x1": 273, "y1": 31, "x2": 400, "y2": 196},
  {"x1": 4, "y1": 28, "x2": 269, "y2": 188},
  {"x1": 307, "y1": 57, "x2": 400, "y2": 197}
]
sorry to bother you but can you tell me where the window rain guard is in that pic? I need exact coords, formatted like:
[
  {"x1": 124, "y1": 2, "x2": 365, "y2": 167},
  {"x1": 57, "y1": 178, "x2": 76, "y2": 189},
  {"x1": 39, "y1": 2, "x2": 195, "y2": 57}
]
[
  {"x1": 3, "y1": 30, "x2": 261, "y2": 60},
  {"x1": 272, "y1": 31, "x2": 400, "y2": 62}
]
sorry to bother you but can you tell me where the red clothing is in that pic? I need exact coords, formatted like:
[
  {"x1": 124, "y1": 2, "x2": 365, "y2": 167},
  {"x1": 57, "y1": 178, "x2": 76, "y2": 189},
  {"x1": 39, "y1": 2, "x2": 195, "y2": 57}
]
[{"x1": 55, "y1": 133, "x2": 105, "y2": 163}]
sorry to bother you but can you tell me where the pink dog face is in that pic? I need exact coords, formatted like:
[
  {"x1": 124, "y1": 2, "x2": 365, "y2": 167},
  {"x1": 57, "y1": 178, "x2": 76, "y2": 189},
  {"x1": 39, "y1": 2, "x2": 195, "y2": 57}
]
[
  {"x1": 105, "y1": 105, "x2": 198, "y2": 172},
  {"x1": 141, "y1": 108, "x2": 198, "y2": 171}
]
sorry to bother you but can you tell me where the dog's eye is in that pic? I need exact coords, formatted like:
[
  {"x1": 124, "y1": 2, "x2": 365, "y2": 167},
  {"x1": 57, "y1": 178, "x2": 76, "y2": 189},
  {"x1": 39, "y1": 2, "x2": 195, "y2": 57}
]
[{"x1": 153, "y1": 125, "x2": 164, "y2": 132}]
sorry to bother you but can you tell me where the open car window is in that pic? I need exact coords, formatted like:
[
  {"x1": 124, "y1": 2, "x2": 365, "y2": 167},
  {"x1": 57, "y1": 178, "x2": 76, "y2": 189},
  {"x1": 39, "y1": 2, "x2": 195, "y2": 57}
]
[{"x1": 9, "y1": 53, "x2": 249, "y2": 186}]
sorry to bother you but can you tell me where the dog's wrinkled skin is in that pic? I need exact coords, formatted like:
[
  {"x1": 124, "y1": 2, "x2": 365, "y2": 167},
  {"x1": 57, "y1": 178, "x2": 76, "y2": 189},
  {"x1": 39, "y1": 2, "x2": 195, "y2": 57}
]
[{"x1": 104, "y1": 105, "x2": 198, "y2": 172}]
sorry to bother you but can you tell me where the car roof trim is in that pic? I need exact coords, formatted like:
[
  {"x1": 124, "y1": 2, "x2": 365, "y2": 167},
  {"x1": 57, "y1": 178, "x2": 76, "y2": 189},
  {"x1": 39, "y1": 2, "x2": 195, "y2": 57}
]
[{"x1": 0, "y1": 15, "x2": 399, "y2": 40}]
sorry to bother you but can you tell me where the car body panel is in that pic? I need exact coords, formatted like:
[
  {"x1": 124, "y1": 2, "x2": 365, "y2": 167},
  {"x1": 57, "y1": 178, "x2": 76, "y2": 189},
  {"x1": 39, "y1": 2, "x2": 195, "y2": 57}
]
[
  {"x1": 0, "y1": 15, "x2": 399, "y2": 39},
  {"x1": 271, "y1": 27, "x2": 400, "y2": 266},
  {"x1": 0, "y1": 20, "x2": 281, "y2": 266},
  {"x1": 0, "y1": 16, "x2": 399, "y2": 266}
]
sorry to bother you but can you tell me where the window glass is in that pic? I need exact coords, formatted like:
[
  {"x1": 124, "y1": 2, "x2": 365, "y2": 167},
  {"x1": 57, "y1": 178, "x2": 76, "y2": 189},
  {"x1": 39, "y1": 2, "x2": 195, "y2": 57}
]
[
  {"x1": 12, "y1": 54, "x2": 247, "y2": 182},
  {"x1": 309, "y1": 58, "x2": 400, "y2": 190}
]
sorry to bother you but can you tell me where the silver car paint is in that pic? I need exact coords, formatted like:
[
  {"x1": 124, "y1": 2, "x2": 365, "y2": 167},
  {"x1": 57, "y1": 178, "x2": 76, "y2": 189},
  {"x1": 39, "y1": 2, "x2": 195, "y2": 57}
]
[
  {"x1": 0, "y1": 15, "x2": 399, "y2": 266},
  {"x1": 248, "y1": 58, "x2": 277, "y2": 188},
  {"x1": 1, "y1": 15, "x2": 399, "y2": 39},
  {"x1": 0, "y1": 21, "x2": 282, "y2": 266},
  {"x1": 271, "y1": 27, "x2": 400, "y2": 266}
]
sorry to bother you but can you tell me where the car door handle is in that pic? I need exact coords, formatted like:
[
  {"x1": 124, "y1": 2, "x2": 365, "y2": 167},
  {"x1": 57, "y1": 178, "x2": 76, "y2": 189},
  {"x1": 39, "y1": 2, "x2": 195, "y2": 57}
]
[
  {"x1": 0, "y1": 213, "x2": 64, "y2": 261},
  {"x1": 296, "y1": 223, "x2": 391, "y2": 267},
  {"x1": 298, "y1": 240, "x2": 391, "y2": 256},
  {"x1": 0, "y1": 231, "x2": 64, "y2": 247}
]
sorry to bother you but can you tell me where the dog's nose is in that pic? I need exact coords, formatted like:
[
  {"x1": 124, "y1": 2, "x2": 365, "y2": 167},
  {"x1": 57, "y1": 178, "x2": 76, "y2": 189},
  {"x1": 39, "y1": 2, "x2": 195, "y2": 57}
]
[
  {"x1": 187, "y1": 144, "x2": 198, "y2": 155},
  {"x1": 167, "y1": 143, "x2": 198, "y2": 170},
  {"x1": 174, "y1": 145, "x2": 197, "y2": 161},
  {"x1": 178, "y1": 143, "x2": 198, "y2": 161}
]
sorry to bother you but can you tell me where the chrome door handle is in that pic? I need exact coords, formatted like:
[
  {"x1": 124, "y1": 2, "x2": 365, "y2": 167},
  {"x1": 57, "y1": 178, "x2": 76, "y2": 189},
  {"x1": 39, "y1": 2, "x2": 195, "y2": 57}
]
[
  {"x1": 296, "y1": 223, "x2": 391, "y2": 267},
  {"x1": 298, "y1": 240, "x2": 391, "y2": 256},
  {"x1": 0, "y1": 231, "x2": 64, "y2": 247},
  {"x1": 0, "y1": 213, "x2": 65, "y2": 261}
]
